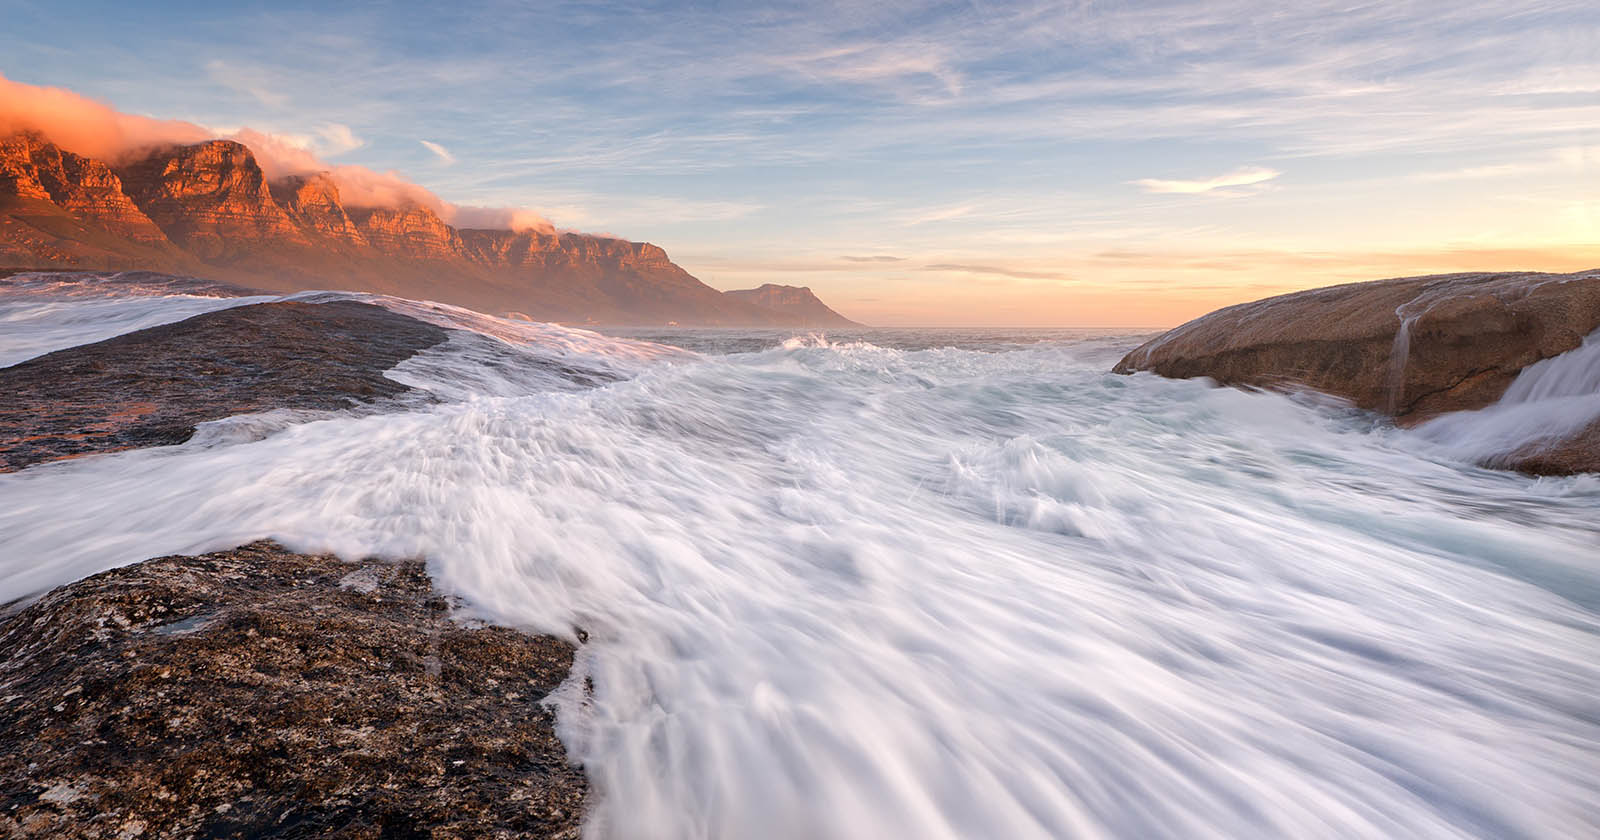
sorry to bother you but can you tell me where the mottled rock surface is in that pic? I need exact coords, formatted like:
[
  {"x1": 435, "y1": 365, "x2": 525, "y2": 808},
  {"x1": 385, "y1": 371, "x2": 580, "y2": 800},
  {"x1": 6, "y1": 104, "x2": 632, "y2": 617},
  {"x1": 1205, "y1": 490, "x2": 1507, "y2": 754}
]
[
  {"x1": 0, "y1": 541, "x2": 586, "y2": 839},
  {"x1": 0, "y1": 300, "x2": 447, "y2": 471},
  {"x1": 1115, "y1": 270, "x2": 1600, "y2": 419}
]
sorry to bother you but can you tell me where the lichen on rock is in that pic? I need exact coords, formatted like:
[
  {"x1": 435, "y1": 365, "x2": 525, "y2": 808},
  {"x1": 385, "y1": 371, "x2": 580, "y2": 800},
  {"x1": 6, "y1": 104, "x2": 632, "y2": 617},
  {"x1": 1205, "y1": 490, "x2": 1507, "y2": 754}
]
[{"x1": 0, "y1": 541, "x2": 587, "y2": 839}]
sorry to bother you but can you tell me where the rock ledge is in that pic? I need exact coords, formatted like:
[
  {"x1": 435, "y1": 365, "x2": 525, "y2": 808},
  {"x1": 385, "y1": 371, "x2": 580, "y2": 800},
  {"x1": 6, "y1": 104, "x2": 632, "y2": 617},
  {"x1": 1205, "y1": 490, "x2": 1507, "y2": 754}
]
[{"x1": 0, "y1": 541, "x2": 585, "y2": 839}]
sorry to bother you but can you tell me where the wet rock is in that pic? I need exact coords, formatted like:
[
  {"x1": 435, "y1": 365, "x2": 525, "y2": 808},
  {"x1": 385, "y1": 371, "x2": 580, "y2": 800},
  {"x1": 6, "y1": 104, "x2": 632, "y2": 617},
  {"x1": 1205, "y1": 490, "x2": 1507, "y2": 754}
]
[
  {"x1": 1113, "y1": 270, "x2": 1600, "y2": 474},
  {"x1": 0, "y1": 541, "x2": 586, "y2": 839},
  {"x1": 1113, "y1": 270, "x2": 1600, "y2": 419},
  {"x1": 1500, "y1": 419, "x2": 1600, "y2": 476},
  {"x1": 0, "y1": 300, "x2": 448, "y2": 471}
]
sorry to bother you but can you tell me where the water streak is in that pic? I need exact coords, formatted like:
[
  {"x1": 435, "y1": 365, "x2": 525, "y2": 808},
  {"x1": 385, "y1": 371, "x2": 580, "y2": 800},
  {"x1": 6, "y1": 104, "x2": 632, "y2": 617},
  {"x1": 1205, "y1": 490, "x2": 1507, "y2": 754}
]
[
  {"x1": 1, "y1": 289, "x2": 1597, "y2": 839},
  {"x1": 1416, "y1": 329, "x2": 1600, "y2": 465}
]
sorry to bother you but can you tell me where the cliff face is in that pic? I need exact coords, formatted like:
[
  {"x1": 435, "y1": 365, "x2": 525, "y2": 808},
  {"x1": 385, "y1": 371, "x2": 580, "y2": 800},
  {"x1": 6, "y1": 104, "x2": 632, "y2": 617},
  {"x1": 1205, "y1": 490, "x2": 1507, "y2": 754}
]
[
  {"x1": 724, "y1": 283, "x2": 861, "y2": 327},
  {"x1": 115, "y1": 140, "x2": 310, "y2": 259},
  {"x1": 348, "y1": 203, "x2": 462, "y2": 258},
  {"x1": 269, "y1": 172, "x2": 368, "y2": 247},
  {"x1": 0, "y1": 131, "x2": 845, "y2": 325},
  {"x1": 0, "y1": 133, "x2": 169, "y2": 245}
]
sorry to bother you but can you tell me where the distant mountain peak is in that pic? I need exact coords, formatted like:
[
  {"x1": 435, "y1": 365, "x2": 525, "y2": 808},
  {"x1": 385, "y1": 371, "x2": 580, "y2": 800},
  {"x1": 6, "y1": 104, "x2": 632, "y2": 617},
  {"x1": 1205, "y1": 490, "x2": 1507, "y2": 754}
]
[{"x1": 723, "y1": 283, "x2": 860, "y2": 327}]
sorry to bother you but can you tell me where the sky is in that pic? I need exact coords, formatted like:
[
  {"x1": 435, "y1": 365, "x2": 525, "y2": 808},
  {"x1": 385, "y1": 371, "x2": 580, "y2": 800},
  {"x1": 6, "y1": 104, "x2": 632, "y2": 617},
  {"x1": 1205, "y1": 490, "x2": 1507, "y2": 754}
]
[{"x1": 2, "y1": 0, "x2": 1596, "y2": 326}]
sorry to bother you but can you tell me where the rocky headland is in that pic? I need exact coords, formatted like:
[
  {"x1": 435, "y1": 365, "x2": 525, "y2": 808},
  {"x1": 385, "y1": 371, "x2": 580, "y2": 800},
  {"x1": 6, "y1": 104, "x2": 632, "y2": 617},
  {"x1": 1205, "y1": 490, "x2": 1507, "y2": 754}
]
[
  {"x1": 0, "y1": 130, "x2": 855, "y2": 326},
  {"x1": 1114, "y1": 269, "x2": 1600, "y2": 474},
  {"x1": 721, "y1": 283, "x2": 861, "y2": 327}
]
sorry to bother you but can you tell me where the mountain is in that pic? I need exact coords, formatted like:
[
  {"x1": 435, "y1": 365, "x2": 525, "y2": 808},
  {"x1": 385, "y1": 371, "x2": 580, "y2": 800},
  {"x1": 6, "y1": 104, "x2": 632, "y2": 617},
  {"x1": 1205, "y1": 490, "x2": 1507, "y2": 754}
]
[
  {"x1": 0, "y1": 131, "x2": 854, "y2": 326},
  {"x1": 723, "y1": 283, "x2": 860, "y2": 327}
]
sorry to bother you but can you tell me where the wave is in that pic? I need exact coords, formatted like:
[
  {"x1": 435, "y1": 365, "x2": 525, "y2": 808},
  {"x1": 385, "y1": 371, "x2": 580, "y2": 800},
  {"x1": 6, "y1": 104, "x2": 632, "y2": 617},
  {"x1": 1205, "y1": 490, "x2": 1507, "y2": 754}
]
[{"x1": 1, "y1": 283, "x2": 1597, "y2": 838}]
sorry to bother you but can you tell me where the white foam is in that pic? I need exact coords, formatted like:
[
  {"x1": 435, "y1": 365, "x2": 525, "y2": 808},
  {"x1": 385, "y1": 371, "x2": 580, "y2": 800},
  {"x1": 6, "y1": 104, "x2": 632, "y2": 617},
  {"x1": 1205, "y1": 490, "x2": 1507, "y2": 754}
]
[
  {"x1": 1416, "y1": 330, "x2": 1600, "y2": 465},
  {"x1": 1, "y1": 294, "x2": 1597, "y2": 839},
  {"x1": 0, "y1": 291, "x2": 276, "y2": 366}
]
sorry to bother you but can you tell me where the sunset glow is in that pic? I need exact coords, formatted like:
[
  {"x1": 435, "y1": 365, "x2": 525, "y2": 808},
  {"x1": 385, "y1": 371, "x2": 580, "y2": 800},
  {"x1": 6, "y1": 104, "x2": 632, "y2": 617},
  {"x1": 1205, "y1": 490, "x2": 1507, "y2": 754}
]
[{"x1": 3, "y1": 0, "x2": 1596, "y2": 325}]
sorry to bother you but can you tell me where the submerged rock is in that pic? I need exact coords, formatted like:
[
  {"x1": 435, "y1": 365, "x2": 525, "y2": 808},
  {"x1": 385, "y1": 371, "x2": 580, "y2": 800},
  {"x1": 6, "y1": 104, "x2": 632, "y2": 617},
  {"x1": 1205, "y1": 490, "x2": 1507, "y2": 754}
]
[
  {"x1": 0, "y1": 300, "x2": 448, "y2": 471},
  {"x1": 1113, "y1": 270, "x2": 1600, "y2": 474},
  {"x1": 0, "y1": 541, "x2": 586, "y2": 839}
]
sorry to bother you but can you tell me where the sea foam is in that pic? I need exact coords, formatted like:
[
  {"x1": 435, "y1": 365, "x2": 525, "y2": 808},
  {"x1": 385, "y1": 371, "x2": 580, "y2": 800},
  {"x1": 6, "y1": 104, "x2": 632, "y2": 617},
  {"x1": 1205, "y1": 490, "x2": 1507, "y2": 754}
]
[{"x1": 1, "y1": 284, "x2": 1596, "y2": 839}]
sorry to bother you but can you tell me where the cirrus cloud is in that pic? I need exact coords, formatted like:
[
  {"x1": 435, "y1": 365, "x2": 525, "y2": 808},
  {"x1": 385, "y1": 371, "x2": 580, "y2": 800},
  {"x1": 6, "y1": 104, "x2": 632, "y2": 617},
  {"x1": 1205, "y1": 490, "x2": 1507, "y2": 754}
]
[
  {"x1": 420, "y1": 139, "x2": 456, "y2": 164},
  {"x1": 1133, "y1": 166, "x2": 1282, "y2": 194}
]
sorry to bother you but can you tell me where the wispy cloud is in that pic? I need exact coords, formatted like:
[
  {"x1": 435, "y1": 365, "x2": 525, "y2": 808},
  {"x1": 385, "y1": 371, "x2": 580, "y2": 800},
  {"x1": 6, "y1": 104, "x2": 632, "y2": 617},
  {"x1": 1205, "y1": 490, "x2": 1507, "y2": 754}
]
[
  {"x1": 204, "y1": 59, "x2": 290, "y2": 108},
  {"x1": 904, "y1": 203, "x2": 978, "y2": 225},
  {"x1": 5, "y1": 0, "x2": 1596, "y2": 324},
  {"x1": 1134, "y1": 166, "x2": 1281, "y2": 194},
  {"x1": 777, "y1": 42, "x2": 964, "y2": 98},
  {"x1": 922, "y1": 264, "x2": 1071, "y2": 281},
  {"x1": 1407, "y1": 145, "x2": 1597, "y2": 182},
  {"x1": 420, "y1": 139, "x2": 456, "y2": 164},
  {"x1": 841, "y1": 255, "x2": 905, "y2": 262}
]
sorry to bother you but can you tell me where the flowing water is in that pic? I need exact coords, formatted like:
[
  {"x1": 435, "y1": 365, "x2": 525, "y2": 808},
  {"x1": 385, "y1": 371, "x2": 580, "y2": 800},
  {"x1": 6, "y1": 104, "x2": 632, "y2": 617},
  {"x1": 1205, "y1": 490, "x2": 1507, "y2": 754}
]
[{"x1": 2, "y1": 275, "x2": 1597, "y2": 839}]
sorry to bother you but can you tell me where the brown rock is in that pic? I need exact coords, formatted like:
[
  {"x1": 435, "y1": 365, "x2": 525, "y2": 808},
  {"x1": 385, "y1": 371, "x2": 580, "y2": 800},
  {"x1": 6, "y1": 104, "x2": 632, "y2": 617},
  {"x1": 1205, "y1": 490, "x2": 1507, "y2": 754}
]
[
  {"x1": 1114, "y1": 271, "x2": 1600, "y2": 420},
  {"x1": 0, "y1": 133, "x2": 179, "y2": 268},
  {"x1": 0, "y1": 132, "x2": 56, "y2": 201},
  {"x1": 0, "y1": 300, "x2": 448, "y2": 472},
  {"x1": 347, "y1": 202, "x2": 463, "y2": 258},
  {"x1": 1113, "y1": 270, "x2": 1600, "y2": 474},
  {"x1": 1500, "y1": 419, "x2": 1600, "y2": 475},
  {"x1": 0, "y1": 540, "x2": 586, "y2": 839}
]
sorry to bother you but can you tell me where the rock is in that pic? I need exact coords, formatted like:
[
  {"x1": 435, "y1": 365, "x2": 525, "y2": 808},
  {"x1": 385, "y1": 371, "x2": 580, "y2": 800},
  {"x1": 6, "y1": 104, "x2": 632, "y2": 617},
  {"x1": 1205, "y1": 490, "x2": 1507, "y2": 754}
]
[
  {"x1": 347, "y1": 203, "x2": 462, "y2": 258},
  {"x1": 0, "y1": 133, "x2": 169, "y2": 245},
  {"x1": 0, "y1": 300, "x2": 448, "y2": 472},
  {"x1": 1503, "y1": 419, "x2": 1600, "y2": 475},
  {"x1": 268, "y1": 173, "x2": 368, "y2": 248},
  {"x1": 115, "y1": 140, "x2": 310, "y2": 260},
  {"x1": 1114, "y1": 270, "x2": 1600, "y2": 420},
  {"x1": 0, "y1": 541, "x2": 586, "y2": 839},
  {"x1": 723, "y1": 283, "x2": 861, "y2": 327},
  {"x1": 1114, "y1": 270, "x2": 1600, "y2": 475}
]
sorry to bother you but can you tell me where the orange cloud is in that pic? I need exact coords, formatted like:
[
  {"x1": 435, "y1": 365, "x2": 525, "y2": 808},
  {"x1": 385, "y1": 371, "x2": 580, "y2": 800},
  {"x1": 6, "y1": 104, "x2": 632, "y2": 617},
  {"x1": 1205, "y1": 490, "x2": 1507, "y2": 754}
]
[
  {"x1": 0, "y1": 72, "x2": 211, "y2": 162},
  {"x1": 0, "y1": 72, "x2": 551, "y2": 231}
]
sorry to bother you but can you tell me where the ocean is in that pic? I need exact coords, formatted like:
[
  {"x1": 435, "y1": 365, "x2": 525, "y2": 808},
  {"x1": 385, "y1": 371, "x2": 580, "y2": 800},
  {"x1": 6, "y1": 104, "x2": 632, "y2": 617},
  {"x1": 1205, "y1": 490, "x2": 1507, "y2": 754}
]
[{"x1": 2, "y1": 277, "x2": 1597, "y2": 839}]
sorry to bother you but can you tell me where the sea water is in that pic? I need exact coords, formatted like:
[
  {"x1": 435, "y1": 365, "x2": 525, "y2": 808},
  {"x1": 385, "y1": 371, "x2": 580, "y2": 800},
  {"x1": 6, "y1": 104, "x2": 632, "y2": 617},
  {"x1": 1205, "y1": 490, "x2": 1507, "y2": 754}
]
[{"x1": 1, "y1": 276, "x2": 1596, "y2": 839}]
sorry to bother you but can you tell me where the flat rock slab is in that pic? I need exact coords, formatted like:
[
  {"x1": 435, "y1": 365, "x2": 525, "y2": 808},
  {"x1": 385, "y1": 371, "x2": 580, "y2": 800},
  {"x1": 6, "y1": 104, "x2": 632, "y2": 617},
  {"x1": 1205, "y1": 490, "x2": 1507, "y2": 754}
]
[
  {"x1": 0, "y1": 300, "x2": 448, "y2": 471},
  {"x1": 0, "y1": 541, "x2": 586, "y2": 839}
]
